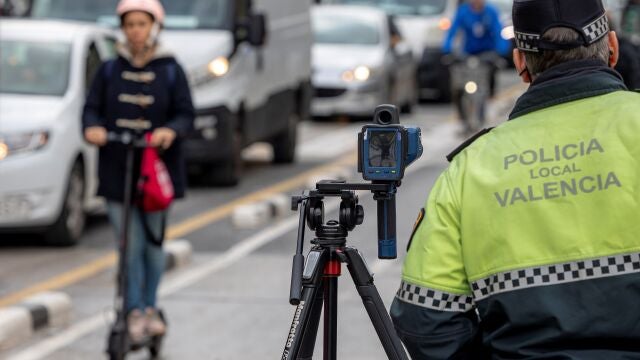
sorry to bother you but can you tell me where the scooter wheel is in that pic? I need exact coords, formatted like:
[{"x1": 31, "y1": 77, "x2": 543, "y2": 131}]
[
  {"x1": 107, "y1": 328, "x2": 128, "y2": 360},
  {"x1": 149, "y1": 335, "x2": 164, "y2": 358},
  {"x1": 108, "y1": 350, "x2": 126, "y2": 360}
]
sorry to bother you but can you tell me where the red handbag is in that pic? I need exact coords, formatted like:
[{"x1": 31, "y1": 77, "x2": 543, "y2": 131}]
[{"x1": 138, "y1": 133, "x2": 174, "y2": 212}]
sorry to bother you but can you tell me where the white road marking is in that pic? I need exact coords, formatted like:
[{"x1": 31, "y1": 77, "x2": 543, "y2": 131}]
[{"x1": 7, "y1": 313, "x2": 110, "y2": 360}]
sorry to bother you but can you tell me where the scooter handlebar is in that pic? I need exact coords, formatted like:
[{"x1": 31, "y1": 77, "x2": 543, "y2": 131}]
[{"x1": 106, "y1": 131, "x2": 148, "y2": 147}]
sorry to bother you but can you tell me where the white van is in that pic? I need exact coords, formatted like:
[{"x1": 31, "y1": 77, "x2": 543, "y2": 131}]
[{"x1": 31, "y1": 0, "x2": 313, "y2": 185}]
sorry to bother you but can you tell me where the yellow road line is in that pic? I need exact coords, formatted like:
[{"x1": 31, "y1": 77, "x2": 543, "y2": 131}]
[
  {"x1": 0, "y1": 152, "x2": 358, "y2": 308},
  {"x1": 0, "y1": 253, "x2": 117, "y2": 308}
]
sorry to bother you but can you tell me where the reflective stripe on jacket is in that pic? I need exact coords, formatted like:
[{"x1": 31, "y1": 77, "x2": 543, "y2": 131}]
[{"x1": 391, "y1": 60, "x2": 640, "y2": 359}]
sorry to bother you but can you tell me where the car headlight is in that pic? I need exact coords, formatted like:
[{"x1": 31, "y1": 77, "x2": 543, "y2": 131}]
[
  {"x1": 208, "y1": 56, "x2": 230, "y2": 77},
  {"x1": 342, "y1": 66, "x2": 371, "y2": 83},
  {"x1": 501, "y1": 26, "x2": 515, "y2": 40},
  {"x1": 0, "y1": 130, "x2": 50, "y2": 161},
  {"x1": 464, "y1": 81, "x2": 478, "y2": 94},
  {"x1": 438, "y1": 17, "x2": 452, "y2": 31},
  {"x1": 189, "y1": 56, "x2": 231, "y2": 86}
]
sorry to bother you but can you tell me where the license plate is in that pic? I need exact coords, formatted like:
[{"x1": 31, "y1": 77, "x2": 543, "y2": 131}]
[{"x1": 0, "y1": 196, "x2": 32, "y2": 220}]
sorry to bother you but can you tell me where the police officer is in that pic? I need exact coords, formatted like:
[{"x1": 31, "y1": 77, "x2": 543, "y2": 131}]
[{"x1": 390, "y1": 0, "x2": 640, "y2": 358}]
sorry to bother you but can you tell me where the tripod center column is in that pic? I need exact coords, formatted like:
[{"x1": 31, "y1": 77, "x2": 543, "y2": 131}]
[{"x1": 316, "y1": 220, "x2": 347, "y2": 277}]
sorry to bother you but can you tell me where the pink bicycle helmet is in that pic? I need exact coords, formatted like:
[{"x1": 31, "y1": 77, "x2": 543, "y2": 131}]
[{"x1": 116, "y1": 0, "x2": 165, "y2": 24}]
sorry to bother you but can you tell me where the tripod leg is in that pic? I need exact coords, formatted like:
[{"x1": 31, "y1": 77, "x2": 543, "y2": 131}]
[
  {"x1": 282, "y1": 248, "x2": 329, "y2": 360},
  {"x1": 323, "y1": 277, "x2": 338, "y2": 360},
  {"x1": 342, "y1": 247, "x2": 409, "y2": 360},
  {"x1": 297, "y1": 281, "x2": 324, "y2": 360}
]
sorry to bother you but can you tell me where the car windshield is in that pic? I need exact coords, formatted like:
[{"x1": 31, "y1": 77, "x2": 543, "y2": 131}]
[
  {"x1": 324, "y1": 0, "x2": 447, "y2": 16},
  {"x1": 0, "y1": 41, "x2": 71, "y2": 96},
  {"x1": 31, "y1": 0, "x2": 229, "y2": 30},
  {"x1": 313, "y1": 13, "x2": 381, "y2": 45}
]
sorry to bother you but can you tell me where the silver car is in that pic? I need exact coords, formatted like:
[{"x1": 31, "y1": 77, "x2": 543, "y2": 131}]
[{"x1": 311, "y1": 5, "x2": 417, "y2": 118}]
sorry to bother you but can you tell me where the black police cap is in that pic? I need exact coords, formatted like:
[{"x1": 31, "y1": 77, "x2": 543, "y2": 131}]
[{"x1": 513, "y1": 0, "x2": 609, "y2": 53}]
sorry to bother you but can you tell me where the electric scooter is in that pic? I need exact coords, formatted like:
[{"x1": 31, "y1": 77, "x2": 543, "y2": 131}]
[{"x1": 105, "y1": 128, "x2": 166, "y2": 360}]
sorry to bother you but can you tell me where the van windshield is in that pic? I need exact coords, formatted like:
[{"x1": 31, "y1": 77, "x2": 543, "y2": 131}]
[
  {"x1": 0, "y1": 41, "x2": 71, "y2": 96},
  {"x1": 324, "y1": 0, "x2": 447, "y2": 16},
  {"x1": 31, "y1": 0, "x2": 230, "y2": 30}
]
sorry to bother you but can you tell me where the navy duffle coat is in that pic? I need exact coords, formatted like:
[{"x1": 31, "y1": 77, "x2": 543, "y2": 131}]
[{"x1": 82, "y1": 45, "x2": 195, "y2": 202}]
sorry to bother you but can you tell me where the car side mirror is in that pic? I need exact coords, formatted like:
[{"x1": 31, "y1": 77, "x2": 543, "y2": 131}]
[{"x1": 248, "y1": 13, "x2": 267, "y2": 47}]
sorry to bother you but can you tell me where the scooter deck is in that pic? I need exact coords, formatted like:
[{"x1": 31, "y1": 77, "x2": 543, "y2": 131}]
[{"x1": 129, "y1": 334, "x2": 164, "y2": 351}]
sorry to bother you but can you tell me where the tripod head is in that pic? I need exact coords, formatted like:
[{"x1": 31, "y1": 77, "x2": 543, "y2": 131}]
[{"x1": 292, "y1": 182, "x2": 365, "y2": 236}]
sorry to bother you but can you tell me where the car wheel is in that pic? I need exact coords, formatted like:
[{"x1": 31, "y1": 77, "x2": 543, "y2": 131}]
[
  {"x1": 271, "y1": 111, "x2": 298, "y2": 164},
  {"x1": 205, "y1": 132, "x2": 243, "y2": 186},
  {"x1": 45, "y1": 162, "x2": 86, "y2": 246},
  {"x1": 400, "y1": 101, "x2": 413, "y2": 114}
]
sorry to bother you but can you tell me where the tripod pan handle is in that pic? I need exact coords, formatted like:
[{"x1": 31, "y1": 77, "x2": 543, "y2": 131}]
[{"x1": 289, "y1": 254, "x2": 304, "y2": 305}]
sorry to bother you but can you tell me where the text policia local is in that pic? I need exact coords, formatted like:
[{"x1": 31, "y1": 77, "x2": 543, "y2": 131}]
[{"x1": 496, "y1": 138, "x2": 622, "y2": 208}]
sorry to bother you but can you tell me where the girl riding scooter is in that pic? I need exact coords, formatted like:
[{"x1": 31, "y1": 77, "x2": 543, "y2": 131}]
[{"x1": 82, "y1": 0, "x2": 194, "y2": 346}]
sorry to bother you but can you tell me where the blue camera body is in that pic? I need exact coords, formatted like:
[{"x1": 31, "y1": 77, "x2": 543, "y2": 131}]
[
  {"x1": 356, "y1": 105, "x2": 423, "y2": 259},
  {"x1": 358, "y1": 125, "x2": 423, "y2": 182}
]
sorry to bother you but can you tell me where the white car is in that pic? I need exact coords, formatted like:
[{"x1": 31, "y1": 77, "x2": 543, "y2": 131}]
[
  {"x1": 0, "y1": 19, "x2": 116, "y2": 245},
  {"x1": 318, "y1": 0, "x2": 459, "y2": 101},
  {"x1": 311, "y1": 5, "x2": 416, "y2": 118}
]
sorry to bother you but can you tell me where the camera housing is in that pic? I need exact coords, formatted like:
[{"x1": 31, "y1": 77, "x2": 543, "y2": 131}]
[{"x1": 358, "y1": 105, "x2": 423, "y2": 182}]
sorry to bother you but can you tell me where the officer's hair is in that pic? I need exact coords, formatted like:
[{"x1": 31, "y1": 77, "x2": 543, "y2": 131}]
[{"x1": 524, "y1": 27, "x2": 610, "y2": 76}]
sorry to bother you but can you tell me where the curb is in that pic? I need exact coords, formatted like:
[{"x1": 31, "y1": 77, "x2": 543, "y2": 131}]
[
  {"x1": 231, "y1": 165, "x2": 355, "y2": 229},
  {"x1": 0, "y1": 292, "x2": 72, "y2": 351},
  {"x1": 164, "y1": 239, "x2": 193, "y2": 271},
  {"x1": 231, "y1": 194, "x2": 290, "y2": 229}
]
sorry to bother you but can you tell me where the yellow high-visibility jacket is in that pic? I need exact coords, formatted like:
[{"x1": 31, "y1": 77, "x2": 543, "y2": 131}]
[{"x1": 391, "y1": 60, "x2": 640, "y2": 359}]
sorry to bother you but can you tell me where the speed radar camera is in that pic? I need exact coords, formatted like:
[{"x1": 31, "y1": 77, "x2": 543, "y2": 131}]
[{"x1": 358, "y1": 105, "x2": 423, "y2": 182}]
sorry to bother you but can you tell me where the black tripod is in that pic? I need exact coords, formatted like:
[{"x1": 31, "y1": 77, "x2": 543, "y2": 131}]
[{"x1": 282, "y1": 181, "x2": 408, "y2": 360}]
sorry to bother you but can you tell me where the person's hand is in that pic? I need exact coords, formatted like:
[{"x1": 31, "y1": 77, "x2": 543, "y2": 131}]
[
  {"x1": 84, "y1": 126, "x2": 107, "y2": 147},
  {"x1": 150, "y1": 127, "x2": 176, "y2": 150}
]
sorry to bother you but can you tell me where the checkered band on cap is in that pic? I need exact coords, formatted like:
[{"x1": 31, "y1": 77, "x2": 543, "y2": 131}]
[
  {"x1": 471, "y1": 252, "x2": 640, "y2": 301},
  {"x1": 515, "y1": 14, "x2": 609, "y2": 52},
  {"x1": 515, "y1": 32, "x2": 541, "y2": 52},
  {"x1": 395, "y1": 281, "x2": 475, "y2": 312},
  {"x1": 582, "y1": 14, "x2": 609, "y2": 44}
]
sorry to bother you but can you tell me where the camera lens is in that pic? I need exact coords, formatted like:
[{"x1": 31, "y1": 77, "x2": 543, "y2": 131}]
[
  {"x1": 377, "y1": 110, "x2": 393, "y2": 125},
  {"x1": 373, "y1": 105, "x2": 399, "y2": 125}
]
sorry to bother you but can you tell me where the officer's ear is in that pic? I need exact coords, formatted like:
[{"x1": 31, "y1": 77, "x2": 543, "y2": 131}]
[
  {"x1": 513, "y1": 48, "x2": 532, "y2": 84},
  {"x1": 608, "y1": 31, "x2": 619, "y2": 68}
]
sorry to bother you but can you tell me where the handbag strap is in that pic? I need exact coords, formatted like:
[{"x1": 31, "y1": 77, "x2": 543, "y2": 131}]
[{"x1": 140, "y1": 211, "x2": 166, "y2": 247}]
